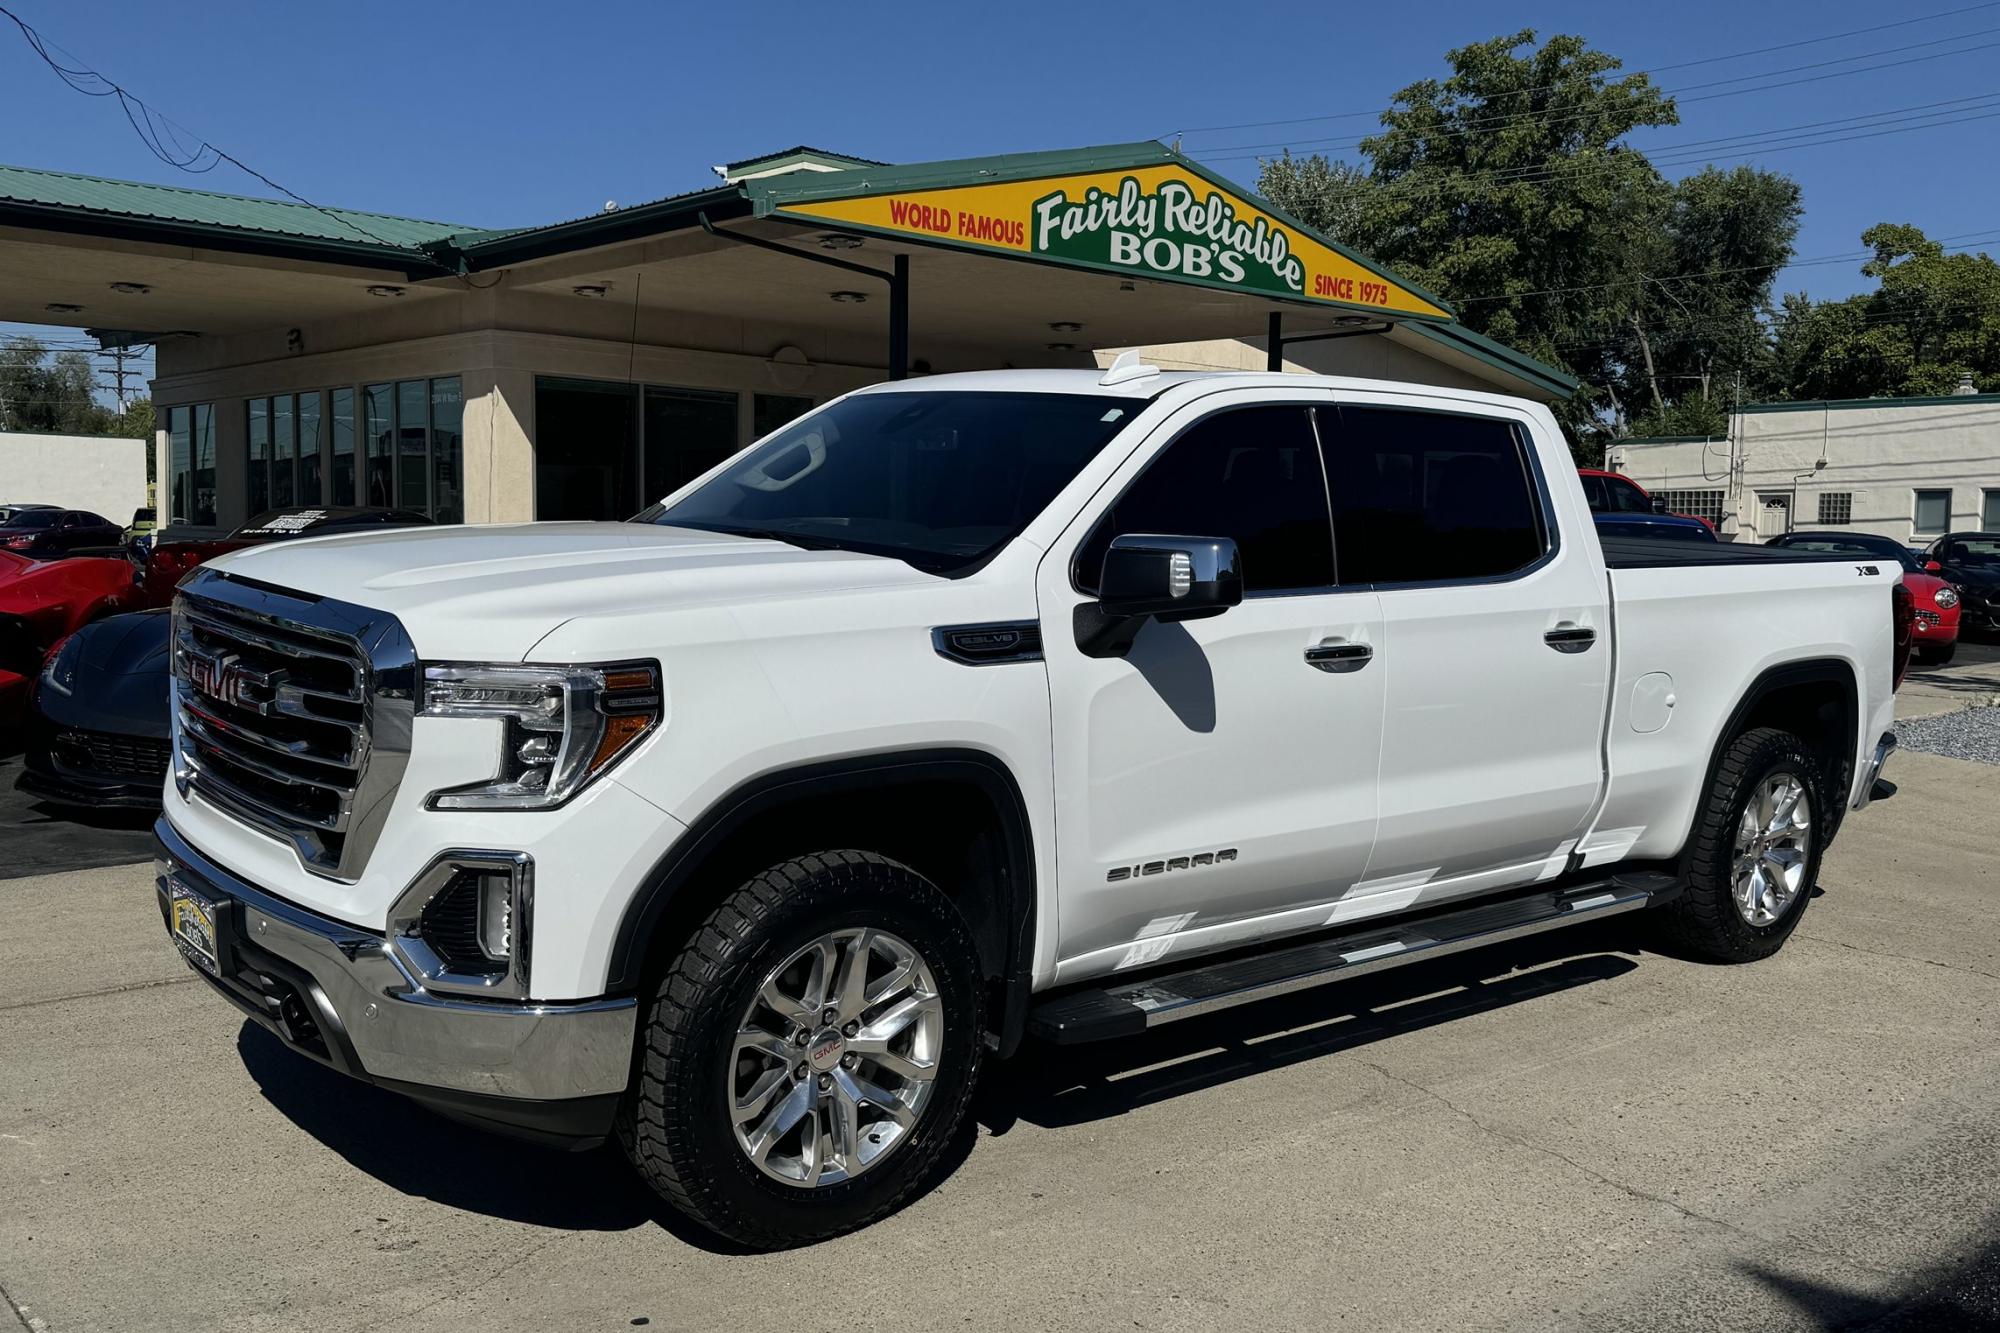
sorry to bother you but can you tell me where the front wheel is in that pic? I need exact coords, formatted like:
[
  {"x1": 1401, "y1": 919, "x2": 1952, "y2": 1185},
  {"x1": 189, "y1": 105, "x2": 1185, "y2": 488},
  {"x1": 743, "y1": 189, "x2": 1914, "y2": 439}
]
[
  {"x1": 1915, "y1": 640, "x2": 1956, "y2": 666},
  {"x1": 619, "y1": 851, "x2": 984, "y2": 1249},
  {"x1": 1655, "y1": 727, "x2": 1824, "y2": 962}
]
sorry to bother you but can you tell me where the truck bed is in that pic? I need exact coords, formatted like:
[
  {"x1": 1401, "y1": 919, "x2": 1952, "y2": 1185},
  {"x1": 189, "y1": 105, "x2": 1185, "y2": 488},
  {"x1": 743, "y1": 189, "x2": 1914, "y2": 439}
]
[{"x1": 1599, "y1": 535, "x2": 1864, "y2": 569}]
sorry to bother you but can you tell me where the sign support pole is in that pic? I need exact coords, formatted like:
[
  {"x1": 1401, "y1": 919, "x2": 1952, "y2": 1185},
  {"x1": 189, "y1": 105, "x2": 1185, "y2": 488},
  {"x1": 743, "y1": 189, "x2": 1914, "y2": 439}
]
[{"x1": 890, "y1": 254, "x2": 909, "y2": 381}]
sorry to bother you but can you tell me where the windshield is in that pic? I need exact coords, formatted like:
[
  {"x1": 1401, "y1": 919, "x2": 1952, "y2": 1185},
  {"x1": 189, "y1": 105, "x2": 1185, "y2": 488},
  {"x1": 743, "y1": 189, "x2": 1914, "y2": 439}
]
[
  {"x1": 1945, "y1": 537, "x2": 2000, "y2": 564},
  {"x1": 4, "y1": 510, "x2": 60, "y2": 529},
  {"x1": 1780, "y1": 535, "x2": 1918, "y2": 571},
  {"x1": 649, "y1": 391, "x2": 1140, "y2": 575},
  {"x1": 1581, "y1": 474, "x2": 1653, "y2": 514}
]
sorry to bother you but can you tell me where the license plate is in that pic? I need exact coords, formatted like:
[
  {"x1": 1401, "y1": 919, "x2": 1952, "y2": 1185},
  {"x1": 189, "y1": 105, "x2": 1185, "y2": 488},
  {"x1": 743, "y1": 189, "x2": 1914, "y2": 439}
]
[{"x1": 168, "y1": 878, "x2": 222, "y2": 977}]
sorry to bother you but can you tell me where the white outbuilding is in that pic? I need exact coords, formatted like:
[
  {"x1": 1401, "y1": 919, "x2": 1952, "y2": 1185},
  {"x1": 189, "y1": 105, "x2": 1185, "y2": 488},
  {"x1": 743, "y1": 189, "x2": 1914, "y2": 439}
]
[{"x1": 1607, "y1": 381, "x2": 2000, "y2": 546}]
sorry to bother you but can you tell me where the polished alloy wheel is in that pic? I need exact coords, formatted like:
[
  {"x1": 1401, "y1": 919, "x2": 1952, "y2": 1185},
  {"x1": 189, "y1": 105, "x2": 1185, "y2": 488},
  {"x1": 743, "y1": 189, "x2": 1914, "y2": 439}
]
[
  {"x1": 1732, "y1": 770, "x2": 1813, "y2": 927},
  {"x1": 730, "y1": 927, "x2": 943, "y2": 1188}
]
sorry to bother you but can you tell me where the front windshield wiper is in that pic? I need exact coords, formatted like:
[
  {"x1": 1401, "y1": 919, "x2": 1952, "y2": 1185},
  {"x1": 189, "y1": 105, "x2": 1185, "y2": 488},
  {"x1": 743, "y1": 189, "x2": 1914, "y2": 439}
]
[{"x1": 669, "y1": 522, "x2": 844, "y2": 552}]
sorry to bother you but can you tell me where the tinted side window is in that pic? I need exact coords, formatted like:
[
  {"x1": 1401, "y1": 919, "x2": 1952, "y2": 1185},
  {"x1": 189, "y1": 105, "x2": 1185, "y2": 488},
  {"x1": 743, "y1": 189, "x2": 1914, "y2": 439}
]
[
  {"x1": 1319, "y1": 406, "x2": 1546, "y2": 585},
  {"x1": 1076, "y1": 406, "x2": 1333, "y2": 593}
]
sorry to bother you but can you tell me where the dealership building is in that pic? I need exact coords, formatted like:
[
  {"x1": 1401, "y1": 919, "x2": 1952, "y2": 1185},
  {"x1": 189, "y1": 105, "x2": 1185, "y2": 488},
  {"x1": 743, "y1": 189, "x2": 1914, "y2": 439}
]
[
  {"x1": 1608, "y1": 385, "x2": 2000, "y2": 546},
  {"x1": 0, "y1": 141, "x2": 1577, "y2": 537}
]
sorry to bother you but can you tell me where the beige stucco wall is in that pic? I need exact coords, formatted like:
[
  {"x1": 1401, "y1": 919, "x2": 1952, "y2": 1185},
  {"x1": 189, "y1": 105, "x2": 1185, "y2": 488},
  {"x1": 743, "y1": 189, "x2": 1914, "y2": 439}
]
[
  {"x1": 1113, "y1": 333, "x2": 1501, "y2": 395},
  {"x1": 0, "y1": 431, "x2": 148, "y2": 522},
  {"x1": 1605, "y1": 396, "x2": 2000, "y2": 545}
]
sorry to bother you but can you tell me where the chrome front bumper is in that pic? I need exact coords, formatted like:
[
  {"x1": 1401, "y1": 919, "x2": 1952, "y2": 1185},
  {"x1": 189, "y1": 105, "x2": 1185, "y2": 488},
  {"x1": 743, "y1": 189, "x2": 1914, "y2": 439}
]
[
  {"x1": 154, "y1": 817, "x2": 636, "y2": 1134},
  {"x1": 1851, "y1": 730, "x2": 1898, "y2": 811}
]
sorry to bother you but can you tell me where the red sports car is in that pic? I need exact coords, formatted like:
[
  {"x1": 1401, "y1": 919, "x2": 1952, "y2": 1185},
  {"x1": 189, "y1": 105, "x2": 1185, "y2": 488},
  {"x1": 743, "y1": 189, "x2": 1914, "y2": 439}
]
[
  {"x1": 1766, "y1": 530, "x2": 1962, "y2": 664},
  {"x1": 0, "y1": 552, "x2": 136, "y2": 725}
]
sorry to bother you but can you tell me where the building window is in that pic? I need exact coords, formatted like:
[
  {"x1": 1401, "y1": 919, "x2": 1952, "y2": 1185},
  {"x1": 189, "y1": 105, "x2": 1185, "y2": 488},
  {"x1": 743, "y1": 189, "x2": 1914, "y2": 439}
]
[
  {"x1": 1984, "y1": 488, "x2": 2000, "y2": 529},
  {"x1": 248, "y1": 393, "x2": 315, "y2": 513},
  {"x1": 1914, "y1": 489, "x2": 1952, "y2": 535},
  {"x1": 754, "y1": 393, "x2": 815, "y2": 440},
  {"x1": 534, "y1": 375, "x2": 741, "y2": 521},
  {"x1": 1817, "y1": 492, "x2": 1852, "y2": 525},
  {"x1": 360, "y1": 377, "x2": 460, "y2": 519},
  {"x1": 331, "y1": 388, "x2": 356, "y2": 506},
  {"x1": 644, "y1": 386, "x2": 740, "y2": 500},
  {"x1": 1656, "y1": 489, "x2": 1726, "y2": 527},
  {"x1": 167, "y1": 404, "x2": 217, "y2": 526}
]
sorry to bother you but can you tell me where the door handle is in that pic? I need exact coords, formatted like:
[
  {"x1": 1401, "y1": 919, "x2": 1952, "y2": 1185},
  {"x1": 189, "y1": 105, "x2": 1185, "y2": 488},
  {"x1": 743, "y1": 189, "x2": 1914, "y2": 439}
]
[
  {"x1": 1544, "y1": 623, "x2": 1596, "y2": 653},
  {"x1": 1305, "y1": 639, "x2": 1373, "y2": 672}
]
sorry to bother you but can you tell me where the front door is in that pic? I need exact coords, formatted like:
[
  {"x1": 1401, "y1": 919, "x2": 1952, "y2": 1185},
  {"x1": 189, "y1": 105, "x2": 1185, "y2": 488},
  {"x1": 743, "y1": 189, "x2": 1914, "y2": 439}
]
[
  {"x1": 1756, "y1": 492, "x2": 1792, "y2": 540},
  {"x1": 1318, "y1": 400, "x2": 1610, "y2": 907},
  {"x1": 1040, "y1": 398, "x2": 1385, "y2": 982}
]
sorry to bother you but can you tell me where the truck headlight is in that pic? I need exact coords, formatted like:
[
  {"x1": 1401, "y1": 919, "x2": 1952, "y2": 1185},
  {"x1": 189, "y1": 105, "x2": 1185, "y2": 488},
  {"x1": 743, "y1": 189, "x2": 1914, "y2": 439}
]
[
  {"x1": 420, "y1": 661, "x2": 661, "y2": 810},
  {"x1": 1934, "y1": 587, "x2": 1959, "y2": 610}
]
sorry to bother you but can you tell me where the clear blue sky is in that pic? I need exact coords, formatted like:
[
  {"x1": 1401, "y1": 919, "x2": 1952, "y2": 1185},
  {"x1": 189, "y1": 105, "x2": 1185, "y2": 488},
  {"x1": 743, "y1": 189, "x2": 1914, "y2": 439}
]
[{"x1": 6, "y1": 0, "x2": 2000, "y2": 388}]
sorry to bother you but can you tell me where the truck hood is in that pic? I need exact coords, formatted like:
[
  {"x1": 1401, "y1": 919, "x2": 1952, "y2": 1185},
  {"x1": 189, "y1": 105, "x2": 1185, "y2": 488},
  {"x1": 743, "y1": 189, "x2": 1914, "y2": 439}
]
[{"x1": 205, "y1": 523, "x2": 944, "y2": 660}]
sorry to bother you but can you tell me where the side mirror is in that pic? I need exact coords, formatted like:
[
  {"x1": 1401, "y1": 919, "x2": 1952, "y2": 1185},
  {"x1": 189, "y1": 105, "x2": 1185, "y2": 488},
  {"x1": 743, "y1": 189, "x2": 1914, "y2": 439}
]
[
  {"x1": 1077, "y1": 534, "x2": 1242, "y2": 657},
  {"x1": 1649, "y1": 496, "x2": 1669, "y2": 514},
  {"x1": 1925, "y1": 560, "x2": 1943, "y2": 573}
]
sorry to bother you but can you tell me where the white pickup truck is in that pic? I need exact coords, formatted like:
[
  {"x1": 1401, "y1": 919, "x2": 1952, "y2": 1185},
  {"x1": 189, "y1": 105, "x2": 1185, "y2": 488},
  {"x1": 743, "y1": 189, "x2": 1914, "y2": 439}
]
[{"x1": 157, "y1": 362, "x2": 1906, "y2": 1248}]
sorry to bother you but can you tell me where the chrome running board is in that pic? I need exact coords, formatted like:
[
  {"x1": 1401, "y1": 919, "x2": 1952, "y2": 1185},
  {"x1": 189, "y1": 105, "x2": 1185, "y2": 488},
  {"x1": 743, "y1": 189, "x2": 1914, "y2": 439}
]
[{"x1": 1028, "y1": 872, "x2": 1680, "y2": 1044}]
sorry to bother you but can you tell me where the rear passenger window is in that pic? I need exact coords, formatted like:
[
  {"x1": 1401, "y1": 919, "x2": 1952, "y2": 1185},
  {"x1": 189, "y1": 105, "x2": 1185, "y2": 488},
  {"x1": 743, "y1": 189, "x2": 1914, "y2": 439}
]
[
  {"x1": 1318, "y1": 406, "x2": 1547, "y2": 585},
  {"x1": 1075, "y1": 405, "x2": 1334, "y2": 594}
]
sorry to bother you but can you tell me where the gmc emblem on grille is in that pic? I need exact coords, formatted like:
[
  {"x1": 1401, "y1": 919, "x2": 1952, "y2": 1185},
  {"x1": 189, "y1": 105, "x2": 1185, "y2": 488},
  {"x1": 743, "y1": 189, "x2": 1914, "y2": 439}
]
[{"x1": 186, "y1": 649, "x2": 280, "y2": 714}]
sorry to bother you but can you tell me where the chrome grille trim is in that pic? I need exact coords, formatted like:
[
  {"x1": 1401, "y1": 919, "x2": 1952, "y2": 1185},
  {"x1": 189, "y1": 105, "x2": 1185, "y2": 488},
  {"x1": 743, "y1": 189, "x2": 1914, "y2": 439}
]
[{"x1": 171, "y1": 569, "x2": 415, "y2": 881}]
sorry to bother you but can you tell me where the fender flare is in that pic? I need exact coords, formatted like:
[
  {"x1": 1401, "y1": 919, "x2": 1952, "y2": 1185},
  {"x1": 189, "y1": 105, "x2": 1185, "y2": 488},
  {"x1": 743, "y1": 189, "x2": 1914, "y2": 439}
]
[
  {"x1": 606, "y1": 748, "x2": 1039, "y2": 1056},
  {"x1": 1689, "y1": 657, "x2": 1860, "y2": 854}
]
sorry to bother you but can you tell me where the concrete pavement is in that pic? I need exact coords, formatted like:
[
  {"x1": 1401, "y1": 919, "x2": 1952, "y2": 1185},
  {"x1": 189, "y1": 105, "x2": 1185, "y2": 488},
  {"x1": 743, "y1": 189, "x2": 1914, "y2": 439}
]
[{"x1": 4, "y1": 756, "x2": 1998, "y2": 1329}]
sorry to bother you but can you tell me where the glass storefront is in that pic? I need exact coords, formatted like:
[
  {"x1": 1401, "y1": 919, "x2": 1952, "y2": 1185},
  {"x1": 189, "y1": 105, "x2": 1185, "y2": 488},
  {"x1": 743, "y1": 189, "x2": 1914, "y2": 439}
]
[
  {"x1": 245, "y1": 378, "x2": 460, "y2": 520},
  {"x1": 167, "y1": 403, "x2": 216, "y2": 526},
  {"x1": 536, "y1": 376, "x2": 774, "y2": 521}
]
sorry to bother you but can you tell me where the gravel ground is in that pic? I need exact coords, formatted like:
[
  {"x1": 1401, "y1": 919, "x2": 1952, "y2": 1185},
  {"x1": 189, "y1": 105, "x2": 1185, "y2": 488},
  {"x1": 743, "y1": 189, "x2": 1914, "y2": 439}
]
[{"x1": 1894, "y1": 705, "x2": 2000, "y2": 765}]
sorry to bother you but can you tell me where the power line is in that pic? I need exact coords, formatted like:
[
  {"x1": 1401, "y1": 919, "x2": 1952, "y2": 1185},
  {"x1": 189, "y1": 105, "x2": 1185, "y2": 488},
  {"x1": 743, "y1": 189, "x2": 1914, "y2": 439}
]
[
  {"x1": 1167, "y1": 1, "x2": 2000, "y2": 139},
  {"x1": 0, "y1": 4, "x2": 424, "y2": 255},
  {"x1": 1195, "y1": 36, "x2": 2000, "y2": 160},
  {"x1": 1454, "y1": 231, "x2": 2000, "y2": 306},
  {"x1": 1207, "y1": 100, "x2": 2000, "y2": 210}
]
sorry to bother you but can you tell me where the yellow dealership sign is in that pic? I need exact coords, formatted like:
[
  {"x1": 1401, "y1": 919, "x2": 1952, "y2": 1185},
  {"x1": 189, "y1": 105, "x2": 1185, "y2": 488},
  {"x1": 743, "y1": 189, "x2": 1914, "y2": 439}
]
[{"x1": 769, "y1": 162, "x2": 1450, "y2": 320}]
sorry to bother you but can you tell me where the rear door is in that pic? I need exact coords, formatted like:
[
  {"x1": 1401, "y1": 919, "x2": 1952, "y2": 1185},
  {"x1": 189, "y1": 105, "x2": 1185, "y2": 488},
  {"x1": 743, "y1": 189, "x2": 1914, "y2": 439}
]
[
  {"x1": 1318, "y1": 399, "x2": 1610, "y2": 907},
  {"x1": 1039, "y1": 395, "x2": 1385, "y2": 979}
]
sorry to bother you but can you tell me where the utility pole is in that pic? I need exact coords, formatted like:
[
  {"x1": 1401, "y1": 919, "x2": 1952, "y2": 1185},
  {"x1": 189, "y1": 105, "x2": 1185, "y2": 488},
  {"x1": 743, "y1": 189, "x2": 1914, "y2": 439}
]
[{"x1": 99, "y1": 345, "x2": 135, "y2": 411}]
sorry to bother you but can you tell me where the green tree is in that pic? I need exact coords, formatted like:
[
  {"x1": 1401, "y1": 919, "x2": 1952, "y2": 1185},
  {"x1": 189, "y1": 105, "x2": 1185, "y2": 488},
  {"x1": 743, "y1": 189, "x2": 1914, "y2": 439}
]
[
  {"x1": 1771, "y1": 224, "x2": 2000, "y2": 400},
  {"x1": 0, "y1": 335, "x2": 115, "y2": 434},
  {"x1": 104, "y1": 396, "x2": 155, "y2": 441},
  {"x1": 1258, "y1": 31, "x2": 1803, "y2": 456}
]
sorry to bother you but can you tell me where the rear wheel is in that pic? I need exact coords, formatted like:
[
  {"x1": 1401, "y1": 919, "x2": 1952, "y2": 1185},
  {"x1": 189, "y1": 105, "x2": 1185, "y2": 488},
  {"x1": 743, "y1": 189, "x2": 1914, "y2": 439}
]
[
  {"x1": 619, "y1": 851, "x2": 983, "y2": 1249},
  {"x1": 1656, "y1": 727, "x2": 1824, "y2": 962}
]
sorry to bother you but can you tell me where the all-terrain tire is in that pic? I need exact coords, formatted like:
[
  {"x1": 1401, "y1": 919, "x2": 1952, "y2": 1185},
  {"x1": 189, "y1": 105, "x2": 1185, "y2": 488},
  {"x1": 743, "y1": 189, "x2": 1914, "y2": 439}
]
[
  {"x1": 1654, "y1": 726, "x2": 1826, "y2": 962},
  {"x1": 618, "y1": 851, "x2": 984, "y2": 1249}
]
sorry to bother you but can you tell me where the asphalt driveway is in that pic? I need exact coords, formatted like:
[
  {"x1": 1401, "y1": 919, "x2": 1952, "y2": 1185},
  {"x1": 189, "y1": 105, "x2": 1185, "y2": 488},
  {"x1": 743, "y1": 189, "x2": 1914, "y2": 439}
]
[{"x1": 4, "y1": 737, "x2": 1999, "y2": 1330}]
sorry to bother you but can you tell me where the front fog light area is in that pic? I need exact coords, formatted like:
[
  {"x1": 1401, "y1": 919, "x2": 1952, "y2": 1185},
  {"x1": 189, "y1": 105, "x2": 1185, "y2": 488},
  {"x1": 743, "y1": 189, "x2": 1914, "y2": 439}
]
[
  {"x1": 390, "y1": 852, "x2": 535, "y2": 999},
  {"x1": 421, "y1": 661, "x2": 661, "y2": 810}
]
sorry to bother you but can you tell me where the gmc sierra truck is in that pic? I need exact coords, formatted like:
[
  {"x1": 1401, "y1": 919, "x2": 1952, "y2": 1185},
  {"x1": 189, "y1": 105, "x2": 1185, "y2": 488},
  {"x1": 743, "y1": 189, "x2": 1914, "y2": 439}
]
[{"x1": 156, "y1": 360, "x2": 1904, "y2": 1248}]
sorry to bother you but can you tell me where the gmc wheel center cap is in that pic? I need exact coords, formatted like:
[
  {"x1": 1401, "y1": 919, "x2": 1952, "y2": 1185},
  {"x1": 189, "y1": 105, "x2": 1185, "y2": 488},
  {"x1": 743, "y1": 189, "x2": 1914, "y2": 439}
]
[{"x1": 807, "y1": 1030, "x2": 845, "y2": 1071}]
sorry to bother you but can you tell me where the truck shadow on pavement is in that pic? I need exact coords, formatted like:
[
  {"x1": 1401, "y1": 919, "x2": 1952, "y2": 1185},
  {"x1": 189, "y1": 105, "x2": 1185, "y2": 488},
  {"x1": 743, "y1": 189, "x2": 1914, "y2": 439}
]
[
  {"x1": 235, "y1": 924, "x2": 1650, "y2": 1252},
  {"x1": 977, "y1": 923, "x2": 1643, "y2": 1136}
]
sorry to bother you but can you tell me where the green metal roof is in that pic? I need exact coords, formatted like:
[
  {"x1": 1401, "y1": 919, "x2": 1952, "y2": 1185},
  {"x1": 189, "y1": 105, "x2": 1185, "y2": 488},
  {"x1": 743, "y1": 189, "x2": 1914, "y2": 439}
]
[
  {"x1": 0, "y1": 146, "x2": 1580, "y2": 397},
  {"x1": 723, "y1": 146, "x2": 886, "y2": 174},
  {"x1": 0, "y1": 163, "x2": 468, "y2": 251}
]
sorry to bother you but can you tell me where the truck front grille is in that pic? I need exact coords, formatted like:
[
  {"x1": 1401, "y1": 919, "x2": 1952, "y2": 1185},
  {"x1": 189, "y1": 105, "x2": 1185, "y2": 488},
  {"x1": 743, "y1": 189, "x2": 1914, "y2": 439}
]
[{"x1": 171, "y1": 571, "x2": 415, "y2": 880}]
